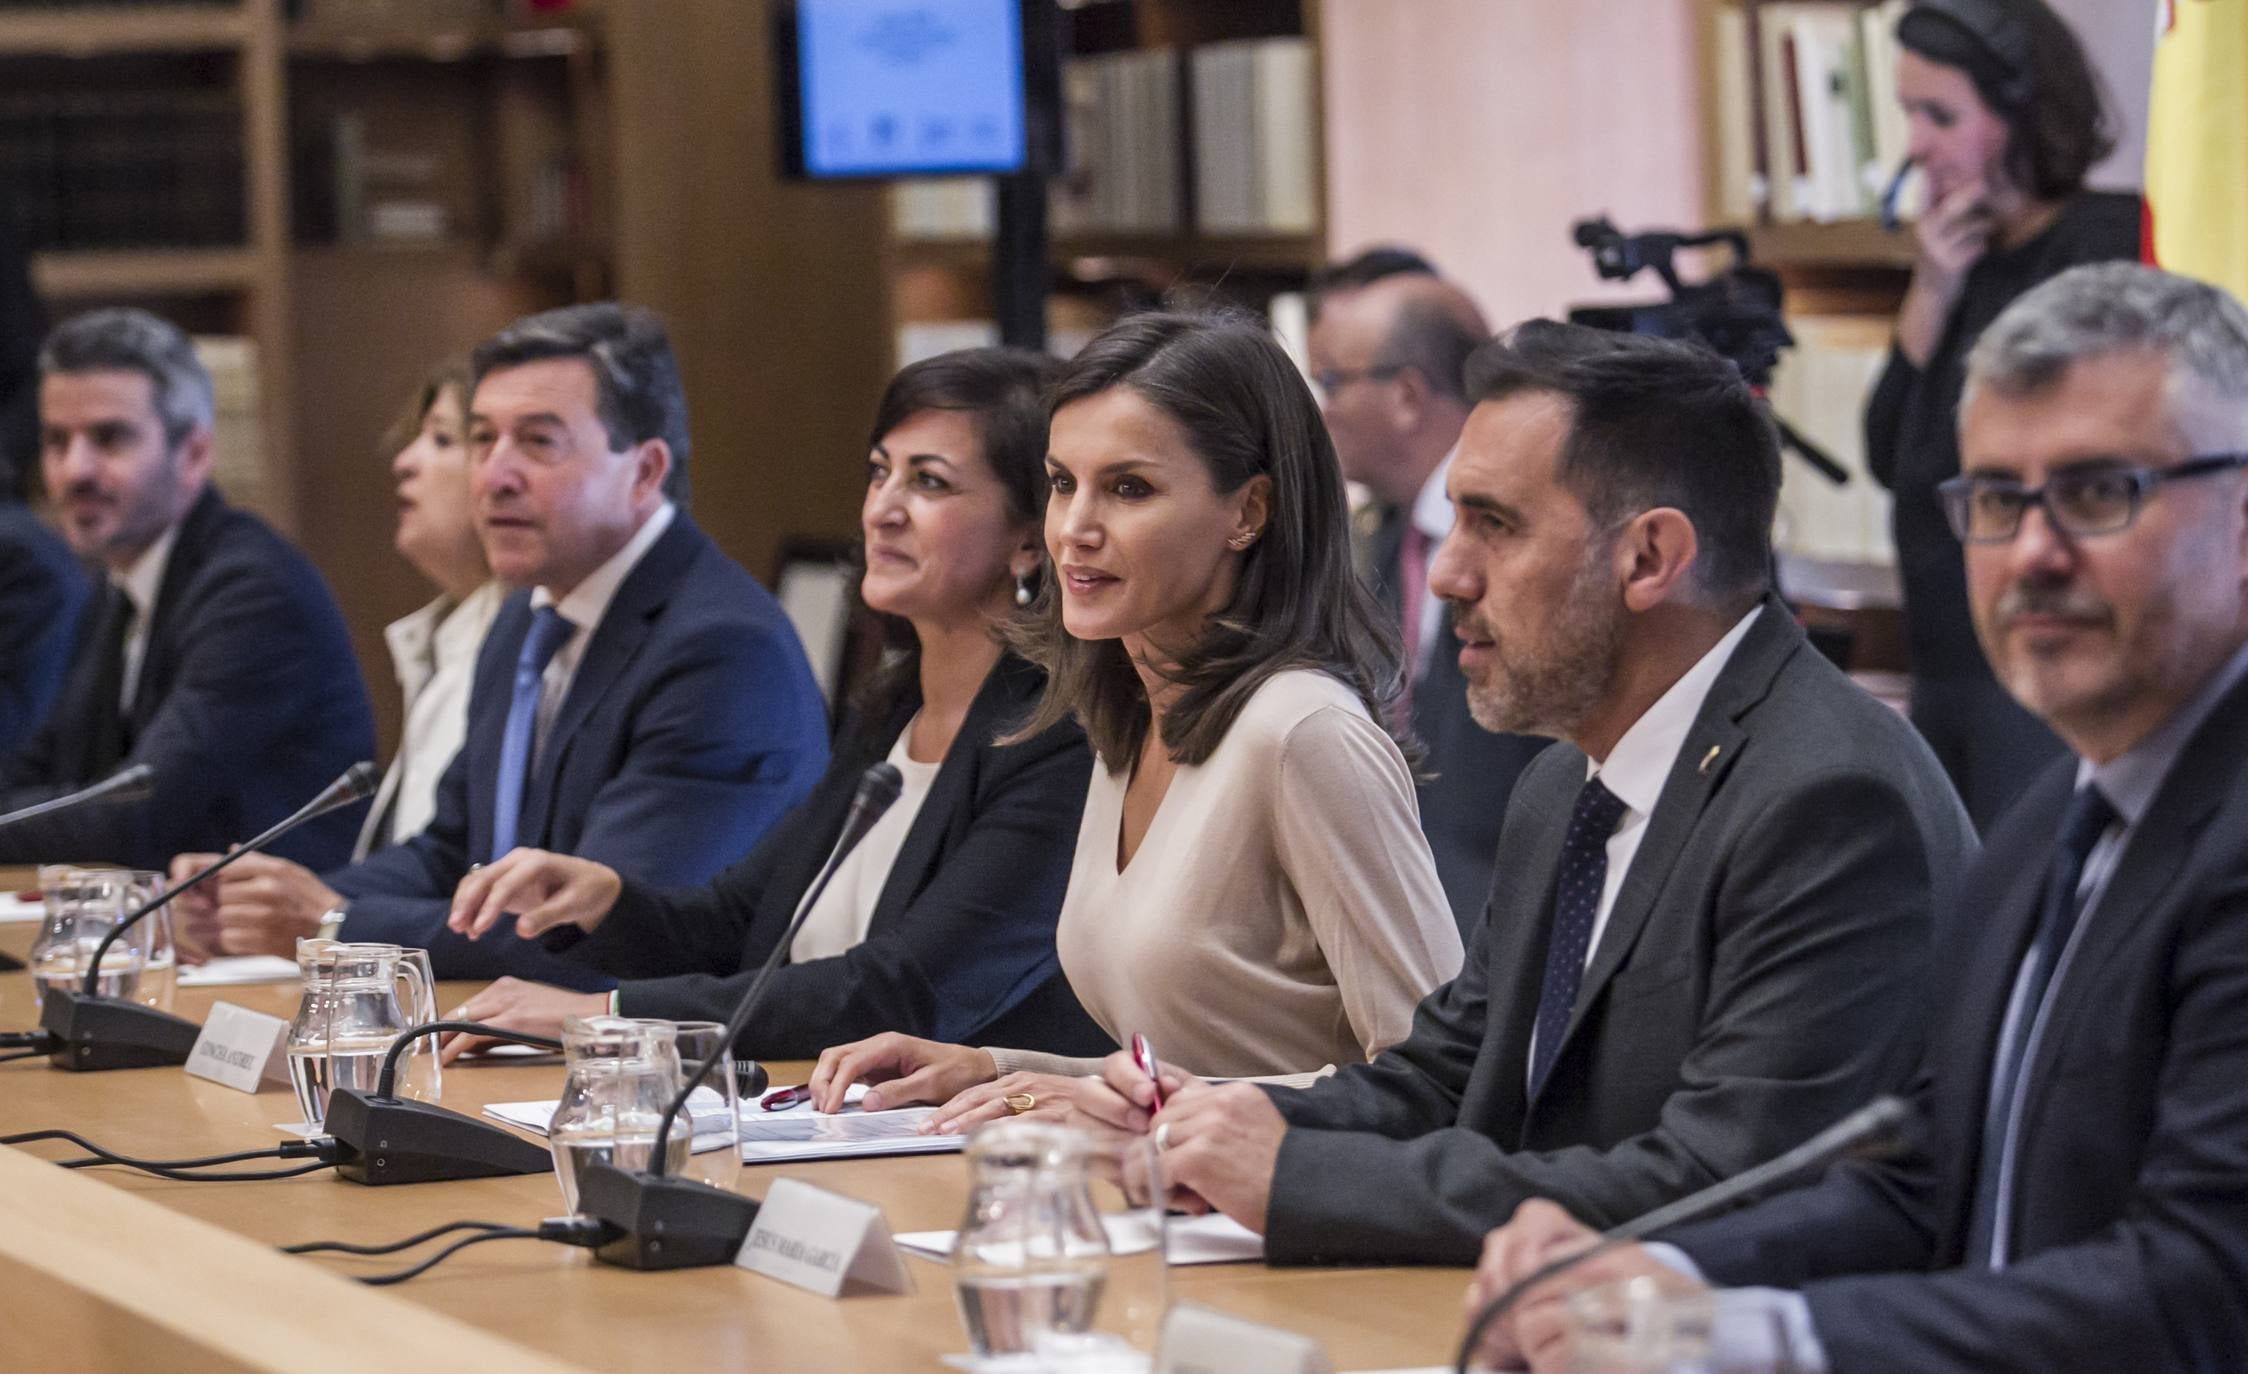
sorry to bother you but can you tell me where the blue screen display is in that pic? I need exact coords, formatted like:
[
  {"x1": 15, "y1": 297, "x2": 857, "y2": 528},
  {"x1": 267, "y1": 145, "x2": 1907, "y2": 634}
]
[{"x1": 798, "y1": 0, "x2": 1027, "y2": 177}]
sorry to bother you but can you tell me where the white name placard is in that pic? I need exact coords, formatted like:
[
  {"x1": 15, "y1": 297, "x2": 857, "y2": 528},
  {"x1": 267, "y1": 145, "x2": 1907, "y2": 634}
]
[
  {"x1": 1158, "y1": 1304, "x2": 1333, "y2": 1374},
  {"x1": 734, "y1": 1177, "x2": 913, "y2": 1298},
  {"x1": 183, "y1": 1003, "x2": 291, "y2": 1093}
]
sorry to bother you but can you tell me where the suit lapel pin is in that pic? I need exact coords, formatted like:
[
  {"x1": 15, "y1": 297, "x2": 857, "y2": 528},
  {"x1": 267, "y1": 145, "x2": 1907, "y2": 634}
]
[{"x1": 1698, "y1": 745, "x2": 1720, "y2": 775}]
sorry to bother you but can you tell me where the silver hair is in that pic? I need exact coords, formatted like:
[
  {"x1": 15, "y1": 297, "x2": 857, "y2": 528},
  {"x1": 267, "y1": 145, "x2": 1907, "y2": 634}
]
[
  {"x1": 1964, "y1": 261, "x2": 2248, "y2": 449},
  {"x1": 38, "y1": 307, "x2": 216, "y2": 448}
]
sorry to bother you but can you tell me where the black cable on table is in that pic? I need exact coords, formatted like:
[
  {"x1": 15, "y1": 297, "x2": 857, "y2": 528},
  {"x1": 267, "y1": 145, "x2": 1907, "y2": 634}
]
[
  {"x1": 285, "y1": 1219, "x2": 512, "y2": 1257},
  {"x1": 0, "y1": 1048, "x2": 45, "y2": 1065},
  {"x1": 2, "y1": 1128, "x2": 334, "y2": 1180},
  {"x1": 341, "y1": 1218, "x2": 611, "y2": 1286}
]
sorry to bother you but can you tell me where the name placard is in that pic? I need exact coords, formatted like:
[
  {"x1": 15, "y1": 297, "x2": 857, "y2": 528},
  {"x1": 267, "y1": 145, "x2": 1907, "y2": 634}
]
[
  {"x1": 1158, "y1": 1304, "x2": 1333, "y2": 1374},
  {"x1": 734, "y1": 1178, "x2": 912, "y2": 1298},
  {"x1": 183, "y1": 1003, "x2": 291, "y2": 1093}
]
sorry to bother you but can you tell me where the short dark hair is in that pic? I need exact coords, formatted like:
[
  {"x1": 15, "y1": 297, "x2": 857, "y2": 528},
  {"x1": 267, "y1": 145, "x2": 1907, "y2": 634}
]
[
  {"x1": 1309, "y1": 245, "x2": 1439, "y2": 321},
  {"x1": 1897, "y1": 0, "x2": 2114, "y2": 200},
  {"x1": 1465, "y1": 320, "x2": 1779, "y2": 601},
  {"x1": 1375, "y1": 296, "x2": 1484, "y2": 405},
  {"x1": 471, "y1": 303, "x2": 691, "y2": 502},
  {"x1": 869, "y1": 346, "x2": 1060, "y2": 526},
  {"x1": 1010, "y1": 310, "x2": 1408, "y2": 770},
  {"x1": 40, "y1": 307, "x2": 214, "y2": 449}
]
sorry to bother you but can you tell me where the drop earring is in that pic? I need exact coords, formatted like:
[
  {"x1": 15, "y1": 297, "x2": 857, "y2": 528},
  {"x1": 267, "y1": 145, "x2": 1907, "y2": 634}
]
[{"x1": 1014, "y1": 572, "x2": 1034, "y2": 606}]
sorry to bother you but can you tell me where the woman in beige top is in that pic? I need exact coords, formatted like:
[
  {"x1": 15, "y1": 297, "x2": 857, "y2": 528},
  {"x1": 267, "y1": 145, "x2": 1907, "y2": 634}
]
[{"x1": 810, "y1": 310, "x2": 1463, "y2": 1129}]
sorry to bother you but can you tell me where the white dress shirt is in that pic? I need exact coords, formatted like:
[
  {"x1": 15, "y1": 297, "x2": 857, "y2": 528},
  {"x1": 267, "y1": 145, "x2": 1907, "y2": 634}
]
[
  {"x1": 1521, "y1": 605, "x2": 1762, "y2": 1089},
  {"x1": 1577, "y1": 605, "x2": 1763, "y2": 963},
  {"x1": 353, "y1": 581, "x2": 506, "y2": 859},
  {"x1": 111, "y1": 521, "x2": 181, "y2": 711},
  {"x1": 788, "y1": 720, "x2": 942, "y2": 963},
  {"x1": 527, "y1": 501, "x2": 675, "y2": 757}
]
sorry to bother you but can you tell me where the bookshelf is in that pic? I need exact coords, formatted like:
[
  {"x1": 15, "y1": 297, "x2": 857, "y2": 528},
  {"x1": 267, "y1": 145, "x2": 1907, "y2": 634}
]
[
  {"x1": 0, "y1": 0, "x2": 295, "y2": 526},
  {"x1": 883, "y1": 0, "x2": 1328, "y2": 365}
]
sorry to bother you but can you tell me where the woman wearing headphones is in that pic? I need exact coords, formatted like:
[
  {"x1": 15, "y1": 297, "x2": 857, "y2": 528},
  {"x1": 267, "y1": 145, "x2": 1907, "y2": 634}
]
[{"x1": 1871, "y1": 0, "x2": 2137, "y2": 830}]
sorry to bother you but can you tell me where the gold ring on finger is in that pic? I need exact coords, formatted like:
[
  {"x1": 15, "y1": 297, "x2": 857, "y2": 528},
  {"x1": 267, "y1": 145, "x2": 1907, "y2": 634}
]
[{"x1": 1004, "y1": 1092, "x2": 1036, "y2": 1116}]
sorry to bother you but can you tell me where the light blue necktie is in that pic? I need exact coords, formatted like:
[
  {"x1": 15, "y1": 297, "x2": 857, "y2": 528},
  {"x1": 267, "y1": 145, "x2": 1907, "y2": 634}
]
[{"x1": 489, "y1": 605, "x2": 573, "y2": 862}]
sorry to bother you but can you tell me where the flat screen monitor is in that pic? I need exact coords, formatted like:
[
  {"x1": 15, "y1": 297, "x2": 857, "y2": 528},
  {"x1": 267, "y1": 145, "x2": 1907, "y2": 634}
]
[{"x1": 775, "y1": 0, "x2": 1062, "y2": 180}]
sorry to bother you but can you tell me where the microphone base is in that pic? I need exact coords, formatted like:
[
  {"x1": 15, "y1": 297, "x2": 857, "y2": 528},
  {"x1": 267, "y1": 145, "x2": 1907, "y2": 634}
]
[
  {"x1": 324, "y1": 1090, "x2": 557, "y2": 1185},
  {"x1": 578, "y1": 1162, "x2": 760, "y2": 1270},
  {"x1": 38, "y1": 991, "x2": 199, "y2": 1071}
]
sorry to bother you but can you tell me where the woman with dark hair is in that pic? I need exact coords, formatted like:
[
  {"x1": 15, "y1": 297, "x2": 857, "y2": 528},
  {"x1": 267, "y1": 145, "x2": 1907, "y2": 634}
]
[
  {"x1": 811, "y1": 310, "x2": 1463, "y2": 1128},
  {"x1": 435, "y1": 347, "x2": 1110, "y2": 1061},
  {"x1": 1872, "y1": 0, "x2": 2138, "y2": 828}
]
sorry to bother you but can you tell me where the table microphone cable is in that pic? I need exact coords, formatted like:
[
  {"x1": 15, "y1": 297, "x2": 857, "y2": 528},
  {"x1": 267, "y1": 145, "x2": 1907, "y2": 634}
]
[
  {"x1": 1, "y1": 1127, "x2": 338, "y2": 1181},
  {"x1": 288, "y1": 1215, "x2": 613, "y2": 1286}
]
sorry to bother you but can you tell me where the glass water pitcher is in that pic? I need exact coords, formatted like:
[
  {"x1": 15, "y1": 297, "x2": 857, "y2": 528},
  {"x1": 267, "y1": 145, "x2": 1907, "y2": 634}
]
[
  {"x1": 285, "y1": 938, "x2": 439, "y2": 1129},
  {"x1": 548, "y1": 1015, "x2": 694, "y2": 1214}
]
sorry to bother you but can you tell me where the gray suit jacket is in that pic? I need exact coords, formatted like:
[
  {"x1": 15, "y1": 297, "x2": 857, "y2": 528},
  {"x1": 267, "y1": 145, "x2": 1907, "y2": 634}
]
[{"x1": 1261, "y1": 600, "x2": 1976, "y2": 1265}]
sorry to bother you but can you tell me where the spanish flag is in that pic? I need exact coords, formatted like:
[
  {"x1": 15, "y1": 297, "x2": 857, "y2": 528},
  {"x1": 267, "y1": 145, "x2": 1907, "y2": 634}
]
[{"x1": 2145, "y1": 0, "x2": 2248, "y2": 300}]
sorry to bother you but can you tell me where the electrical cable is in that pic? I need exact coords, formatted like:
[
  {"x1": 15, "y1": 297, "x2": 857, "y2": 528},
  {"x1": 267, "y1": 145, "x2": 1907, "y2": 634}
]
[
  {"x1": 0, "y1": 1049, "x2": 45, "y2": 1065},
  {"x1": 337, "y1": 1217, "x2": 611, "y2": 1286},
  {"x1": 1, "y1": 1128, "x2": 336, "y2": 1181},
  {"x1": 284, "y1": 1219, "x2": 512, "y2": 1257}
]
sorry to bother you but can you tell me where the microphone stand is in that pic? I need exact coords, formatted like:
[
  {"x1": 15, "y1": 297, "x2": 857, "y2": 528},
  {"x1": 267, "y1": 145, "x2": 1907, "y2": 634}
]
[
  {"x1": 324, "y1": 1021, "x2": 563, "y2": 1185},
  {"x1": 38, "y1": 763, "x2": 377, "y2": 1072},
  {"x1": 0, "y1": 763, "x2": 155, "y2": 833},
  {"x1": 1451, "y1": 1096, "x2": 1912, "y2": 1372},
  {"x1": 579, "y1": 763, "x2": 905, "y2": 1270}
]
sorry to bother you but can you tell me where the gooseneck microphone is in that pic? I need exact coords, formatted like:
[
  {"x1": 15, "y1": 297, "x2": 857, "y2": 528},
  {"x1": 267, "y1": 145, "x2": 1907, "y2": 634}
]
[
  {"x1": 0, "y1": 763, "x2": 156, "y2": 833},
  {"x1": 578, "y1": 762, "x2": 906, "y2": 1270},
  {"x1": 1452, "y1": 1096, "x2": 1913, "y2": 1373},
  {"x1": 322, "y1": 1021, "x2": 565, "y2": 1186},
  {"x1": 36, "y1": 762, "x2": 378, "y2": 1072}
]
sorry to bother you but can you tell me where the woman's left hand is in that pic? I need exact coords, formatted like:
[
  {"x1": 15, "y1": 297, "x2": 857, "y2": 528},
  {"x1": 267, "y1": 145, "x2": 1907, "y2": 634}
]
[
  {"x1": 922, "y1": 1070, "x2": 1152, "y2": 1137},
  {"x1": 437, "y1": 977, "x2": 608, "y2": 1063}
]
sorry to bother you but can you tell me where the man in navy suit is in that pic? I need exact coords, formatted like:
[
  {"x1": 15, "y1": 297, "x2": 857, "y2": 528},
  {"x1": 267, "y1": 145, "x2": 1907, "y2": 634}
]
[
  {"x1": 1309, "y1": 250, "x2": 1547, "y2": 934},
  {"x1": 177, "y1": 304, "x2": 829, "y2": 981},
  {"x1": 1471, "y1": 262, "x2": 2248, "y2": 1373},
  {"x1": 0, "y1": 309, "x2": 373, "y2": 870}
]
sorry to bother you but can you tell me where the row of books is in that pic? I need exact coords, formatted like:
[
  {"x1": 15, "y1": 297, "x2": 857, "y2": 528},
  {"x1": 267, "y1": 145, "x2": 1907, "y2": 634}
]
[
  {"x1": 0, "y1": 92, "x2": 245, "y2": 252},
  {"x1": 1712, "y1": 0, "x2": 1924, "y2": 226},
  {"x1": 892, "y1": 35, "x2": 1318, "y2": 242}
]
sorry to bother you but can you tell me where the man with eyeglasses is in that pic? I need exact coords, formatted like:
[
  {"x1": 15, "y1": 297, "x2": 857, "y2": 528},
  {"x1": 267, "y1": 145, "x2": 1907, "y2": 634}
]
[
  {"x1": 1307, "y1": 249, "x2": 1547, "y2": 935},
  {"x1": 1467, "y1": 260, "x2": 2248, "y2": 1372}
]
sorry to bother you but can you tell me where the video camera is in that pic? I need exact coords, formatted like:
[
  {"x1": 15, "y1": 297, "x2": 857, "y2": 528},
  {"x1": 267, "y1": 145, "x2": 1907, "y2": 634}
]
[{"x1": 1565, "y1": 217, "x2": 1847, "y2": 485}]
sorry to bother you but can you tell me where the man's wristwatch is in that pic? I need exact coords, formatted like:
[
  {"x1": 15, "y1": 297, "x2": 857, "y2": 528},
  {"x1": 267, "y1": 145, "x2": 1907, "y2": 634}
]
[{"x1": 315, "y1": 902, "x2": 350, "y2": 942}]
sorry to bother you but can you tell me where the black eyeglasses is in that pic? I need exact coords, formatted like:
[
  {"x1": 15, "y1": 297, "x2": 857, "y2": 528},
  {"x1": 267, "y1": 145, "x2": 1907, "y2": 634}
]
[
  {"x1": 1936, "y1": 453, "x2": 2248, "y2": 543},
  {"x1": 1310, "y1": 365, "x2": 1404, "y2": 396}
]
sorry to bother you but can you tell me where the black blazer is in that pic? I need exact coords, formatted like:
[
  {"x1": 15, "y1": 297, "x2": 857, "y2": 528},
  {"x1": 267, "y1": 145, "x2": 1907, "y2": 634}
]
[
  {"x1": 1367, "y1": 505, "x2": 1549, "y2": 935},
  {"x1": 1666, "y1": 667, "x2": 2248, "y2": 1373},
  {"x1": 0, "y1": 489, "x2": 374, "y2": 870},
  {"x1": 0, "y1": 505, "x2": 89, "y2": 757},
  {"x1": 1258, "y1": 602, "x2": 1976, "y2": 1265},
  {"x1": 566, "y1": 653, "x2": 1112, "y2": 1061},
  {"x1": 334, "y1": 511, "x2": 830, "y2": 984}
]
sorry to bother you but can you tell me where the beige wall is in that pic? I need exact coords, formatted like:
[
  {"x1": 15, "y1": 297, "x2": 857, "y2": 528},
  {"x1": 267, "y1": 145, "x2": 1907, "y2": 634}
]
[{"x1": 1318, "y1": 0, "x2": 1711, "y2": 329}]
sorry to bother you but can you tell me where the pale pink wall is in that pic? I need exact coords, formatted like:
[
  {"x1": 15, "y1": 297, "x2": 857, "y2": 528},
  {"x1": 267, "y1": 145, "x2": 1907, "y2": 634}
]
[{"x1": 1319, "y1": 0, "x2": 1712, "y2": 330}]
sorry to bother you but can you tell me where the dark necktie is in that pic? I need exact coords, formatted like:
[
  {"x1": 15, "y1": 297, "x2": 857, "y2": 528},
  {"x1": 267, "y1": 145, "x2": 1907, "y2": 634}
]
[
  {"x1": 84, "y1": 586, "x2": 135, "y2": 776},
  {"x1": 1528, "y1": 775, "x2": 1629, "y2": 1099},
  {"x1": 1964, "y1": 783, "x2": 2118, "y2": 1266},
  {"x1": 489, "y1": 605, "x2": 573, "y2": 862}
]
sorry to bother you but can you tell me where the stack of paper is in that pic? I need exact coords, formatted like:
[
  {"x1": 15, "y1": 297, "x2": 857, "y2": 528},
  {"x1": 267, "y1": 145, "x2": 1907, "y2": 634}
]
[{"x1": 482, "y1": 1084, "x2": 967, "y2": 1165}]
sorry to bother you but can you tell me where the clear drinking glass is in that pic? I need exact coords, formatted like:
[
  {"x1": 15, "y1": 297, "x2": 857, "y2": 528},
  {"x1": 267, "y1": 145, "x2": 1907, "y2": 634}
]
[
  {"x1": 548, "y1": 1015, "x2": 693, "y2": 1215},
  {"x1": 665, "y1": 1019, "x2": 742, "y2": 1195},
  {"x1": 27, "y1": 866, "x2": 171, "y2": 1012},
  {"x1": 284, "y1": 940, "x2": 440, "y2": 1130},
  {"x1": 1563, "y1": 1279, "x2": 1803, "y2": 1374},
  {"x1": 950, "y1": 1120, "x2": 1166, "y2": 1370}
]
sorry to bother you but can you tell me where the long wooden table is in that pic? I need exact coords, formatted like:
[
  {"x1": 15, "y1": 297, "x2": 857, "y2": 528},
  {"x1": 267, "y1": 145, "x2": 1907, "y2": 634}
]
[{"x1": 0, "y1": 912, "x2": 1470, "y2": 1371}]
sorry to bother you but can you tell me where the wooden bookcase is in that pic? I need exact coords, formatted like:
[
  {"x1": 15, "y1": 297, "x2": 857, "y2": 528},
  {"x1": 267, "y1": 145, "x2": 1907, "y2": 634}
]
[{"x1": 885, "y1": 0, "x2": 1328, "y2": 363}]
